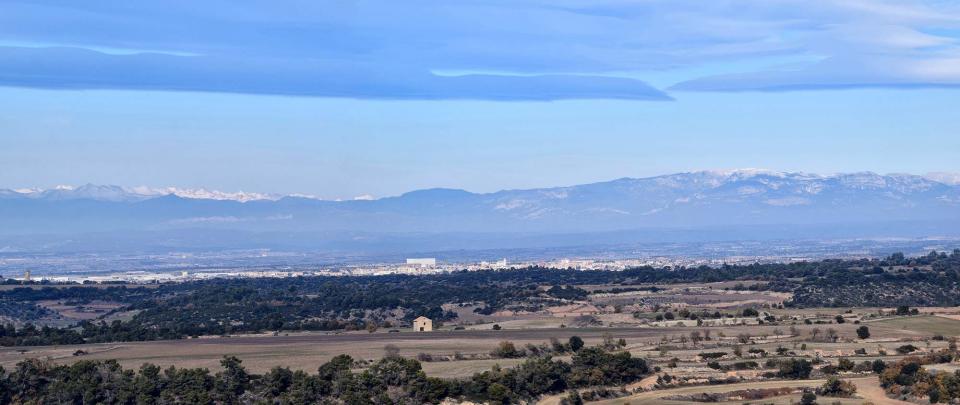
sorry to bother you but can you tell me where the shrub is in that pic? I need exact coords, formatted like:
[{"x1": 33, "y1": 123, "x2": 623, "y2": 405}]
[
  {"x1": 817, "y1": 376, "x2": 857, "y2": 397},
  {"x1": 492, "y1": 341, "x2": 523, "y2": 358},
  {"x1": 568, "y1": 336, "x2": 584, "y2": 352},
  {"x1": 699, "y1": 352, "x2": 727, "y2": 359},
  {"x1": 778, "y1": 359, "x2": 813, "y2": 379},
  {"x1": 896, "y1": 344, "x2": 918, "y2": 355}
]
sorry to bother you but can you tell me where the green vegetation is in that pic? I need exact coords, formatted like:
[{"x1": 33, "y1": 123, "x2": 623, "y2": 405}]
[
  {"x1": 0, "y1": 344, "x2": 648, "y2": 404},
  {"x1": 776, "y1": 358, "x2": 813, "y2": 379},
  {"x1": 2, "y1": 250, "x2": 960, "y2": 346}
]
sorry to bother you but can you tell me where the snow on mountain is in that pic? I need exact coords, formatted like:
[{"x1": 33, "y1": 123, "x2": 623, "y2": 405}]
[
  {"x1": 128, "y1": 186, "x2": 282, "y2": 202},
  {"x1": 926, "y1": 172, "x2": 960, "y2": 185},
  {"x1": 1, "y1": 170, "x2": 959, "y2": 236},
  {"x1": 1, "y1": 184, "x2": 289, "y2": 202}
]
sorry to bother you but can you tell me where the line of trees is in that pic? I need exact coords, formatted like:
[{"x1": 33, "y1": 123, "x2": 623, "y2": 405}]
[{"x1": 0, "y1": 343, "x2": 649, "y2": 404}]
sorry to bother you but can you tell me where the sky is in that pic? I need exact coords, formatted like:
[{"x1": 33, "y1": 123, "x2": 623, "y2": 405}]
[{"x1": 1, "y1": 0, "x2": 959, "y2": 199}]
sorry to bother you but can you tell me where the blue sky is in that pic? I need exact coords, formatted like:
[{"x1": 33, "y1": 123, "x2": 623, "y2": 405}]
[{"x1": 1, "y1": 0, "x2": 959, "y2": 198}]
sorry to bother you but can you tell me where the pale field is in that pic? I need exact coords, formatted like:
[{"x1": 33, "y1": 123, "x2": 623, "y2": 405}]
[
  {"x1": 926, "y1": 363, "x2": 960, "y2": 373},
  {"x1": 0, "y1": 315, "x2": 936, "y2": 377},
  {"x1": 578, "y1": 280, "x2": 769, "y2": 293},
  {"x1": 37, "y1": 300, "x2": 124, "y2": 321},
  {"x1": 580, "y1": 376, "x2": 909, "y2": 405},
  {"x1": 3, "y1": 282, "x2": 955, "y2": 405},
  {"x1": 867, "y1": 315, "x2": 960, "y2": 336},
  {"x1": 0, "y1": 328, "x2": 679, "y2": 375}
]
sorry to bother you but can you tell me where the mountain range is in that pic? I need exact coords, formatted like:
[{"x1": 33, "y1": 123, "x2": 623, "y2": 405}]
[{"x1": 2, "y1": 170, "x2": 959, "y2": 253}]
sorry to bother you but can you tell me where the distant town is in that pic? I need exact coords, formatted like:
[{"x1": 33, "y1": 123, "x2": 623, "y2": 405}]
[
  {"x1": 2, "y1": 236, "x2": 958, "y2": 284},
  {"x1": 3, "y1": 256, "x2": 733, "y2": 284},
  {"x1": 0, "y1": 252, "x2": 942, "y2": 285}
]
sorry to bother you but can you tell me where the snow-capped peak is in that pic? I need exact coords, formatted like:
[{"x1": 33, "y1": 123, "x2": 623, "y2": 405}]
[
  {"x1": 132, "y1": 186, "x2": 281, "y2": 202},
  {"x1": 926, "y1": 172, "x2": 960, "y2": 185},
  {"x1": 702, "y1": 168, "x2": 781, "y2": 177},
  {"x1": 3, "y1": 185, "x2": 299, "y2": 202}
]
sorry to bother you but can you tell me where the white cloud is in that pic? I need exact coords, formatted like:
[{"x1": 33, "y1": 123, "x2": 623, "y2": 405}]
[{"x1": 2, "y1": 0, "x2": 960, "y2": 96}]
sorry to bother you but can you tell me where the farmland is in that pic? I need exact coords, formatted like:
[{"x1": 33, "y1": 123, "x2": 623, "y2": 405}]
[{"x1": 2, "y1": 251, "x2": 960, "y2": 403}]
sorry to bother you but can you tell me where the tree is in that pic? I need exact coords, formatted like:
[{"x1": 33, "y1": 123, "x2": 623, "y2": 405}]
[
  {"x1": 487, "y1": 383, "x2": 512, "y2": 404},
  {"x1": 568, "y1": 336, "x2": 584, "y2": 352},
  {"x1": 817, "y1": 376, "x2": 856, "y2": 397},
  {"x1": 492, "y1": 341, "x2": 521, "y2": 358},
  {"x1": 800, "y1": 391, "x2": 817, "y2": 405},
  {"x1": 564, "y1": 390, "x2": 583, "y2": 405},
  {"x1": 384, "y1": 344, "x2": 400, "y2": 358},
  {"x1": 689, "y1": 331, "x2": 702, "y2": 346},
  {"x1": 871, "y1": 359, "x2": 887, "y2": 374},
  {"x1": 779, "y1": 359, "x2": 813, "y2": 379},
  {"x1": 856, "y1": 326, "x2": 870, "y2": 339},
  {"x1": 215, "y1": 356, "x2": 250, "y2": 402}
]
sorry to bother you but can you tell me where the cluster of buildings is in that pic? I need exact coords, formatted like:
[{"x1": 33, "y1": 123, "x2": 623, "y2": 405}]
[{"x1": 6, "y1": 255, "x2": 815, "y2": 285}]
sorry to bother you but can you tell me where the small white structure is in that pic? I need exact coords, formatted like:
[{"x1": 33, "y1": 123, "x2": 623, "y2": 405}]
[
  {"x1": 406, "y1": 258, "x2": 437, "y2": 267},
  {"x1": 413, "y1": 316, "x2": 433, "y2": 332}
]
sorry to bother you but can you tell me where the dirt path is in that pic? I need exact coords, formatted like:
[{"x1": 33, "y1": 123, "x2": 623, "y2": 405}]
[
  {"x1": 848, "y1": 376, "x2": 912, "y2": 405},
  {"x1": 537, "y1": 375, "x2": 662, "y2": 405},
  {"x1": 625, "y1": 373, "x2": 660, "y2": 391}
]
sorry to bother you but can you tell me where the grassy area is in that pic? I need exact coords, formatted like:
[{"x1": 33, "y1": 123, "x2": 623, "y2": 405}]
[{"x1": 870, "y1": 315, "x2": 960, "y2": 336}]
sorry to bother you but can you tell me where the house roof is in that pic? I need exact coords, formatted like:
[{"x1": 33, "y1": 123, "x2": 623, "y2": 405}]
[{"x1": 414, "y1": 316, "x2": 431, "y2": 321}]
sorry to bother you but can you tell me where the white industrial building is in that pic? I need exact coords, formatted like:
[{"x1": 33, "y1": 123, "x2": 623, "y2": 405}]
[{"x1": 405, "y1": 258, "x2": 437, "y2": 267}]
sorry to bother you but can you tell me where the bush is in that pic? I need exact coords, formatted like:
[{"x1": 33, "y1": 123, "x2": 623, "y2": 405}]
[
  {"x1": 778, "y1": 359, "x2": 813, "y2": 379},
  {"x1": 492, "y1": 341, "x2": 523, "y2": 358},
  {"x1": 856, "y1": 326, "x2": 870, "y2": 339},
  {"x1": 568, "y1": 336, "x2": 584, "y2": 352},
  {"x1": 817, "y1": 376, "x2": 857, "y2": 397},
  {"x1": 896, "y1": 344, "x2": 918, "y2": 354},
  {"x1": 699, "y1": 352, "x2": 727, "y2": 359}
]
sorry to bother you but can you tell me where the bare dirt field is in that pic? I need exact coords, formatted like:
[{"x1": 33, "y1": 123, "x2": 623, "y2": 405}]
[
  {"x1": 868, "y1": 315, "x2": 960, "y2": 336},
  {"x1": 0, "y1": 328, "x2": 680, "y2": 375},
  {"x1": 4, "y1": 280, "x2": 958, "y2": 403},
  {"x1": 1, "y1": 313, "x2": 941, "y2": 378},
  {"x1": 36, "y1": 300, "x2": 124, "y2": 321}
]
